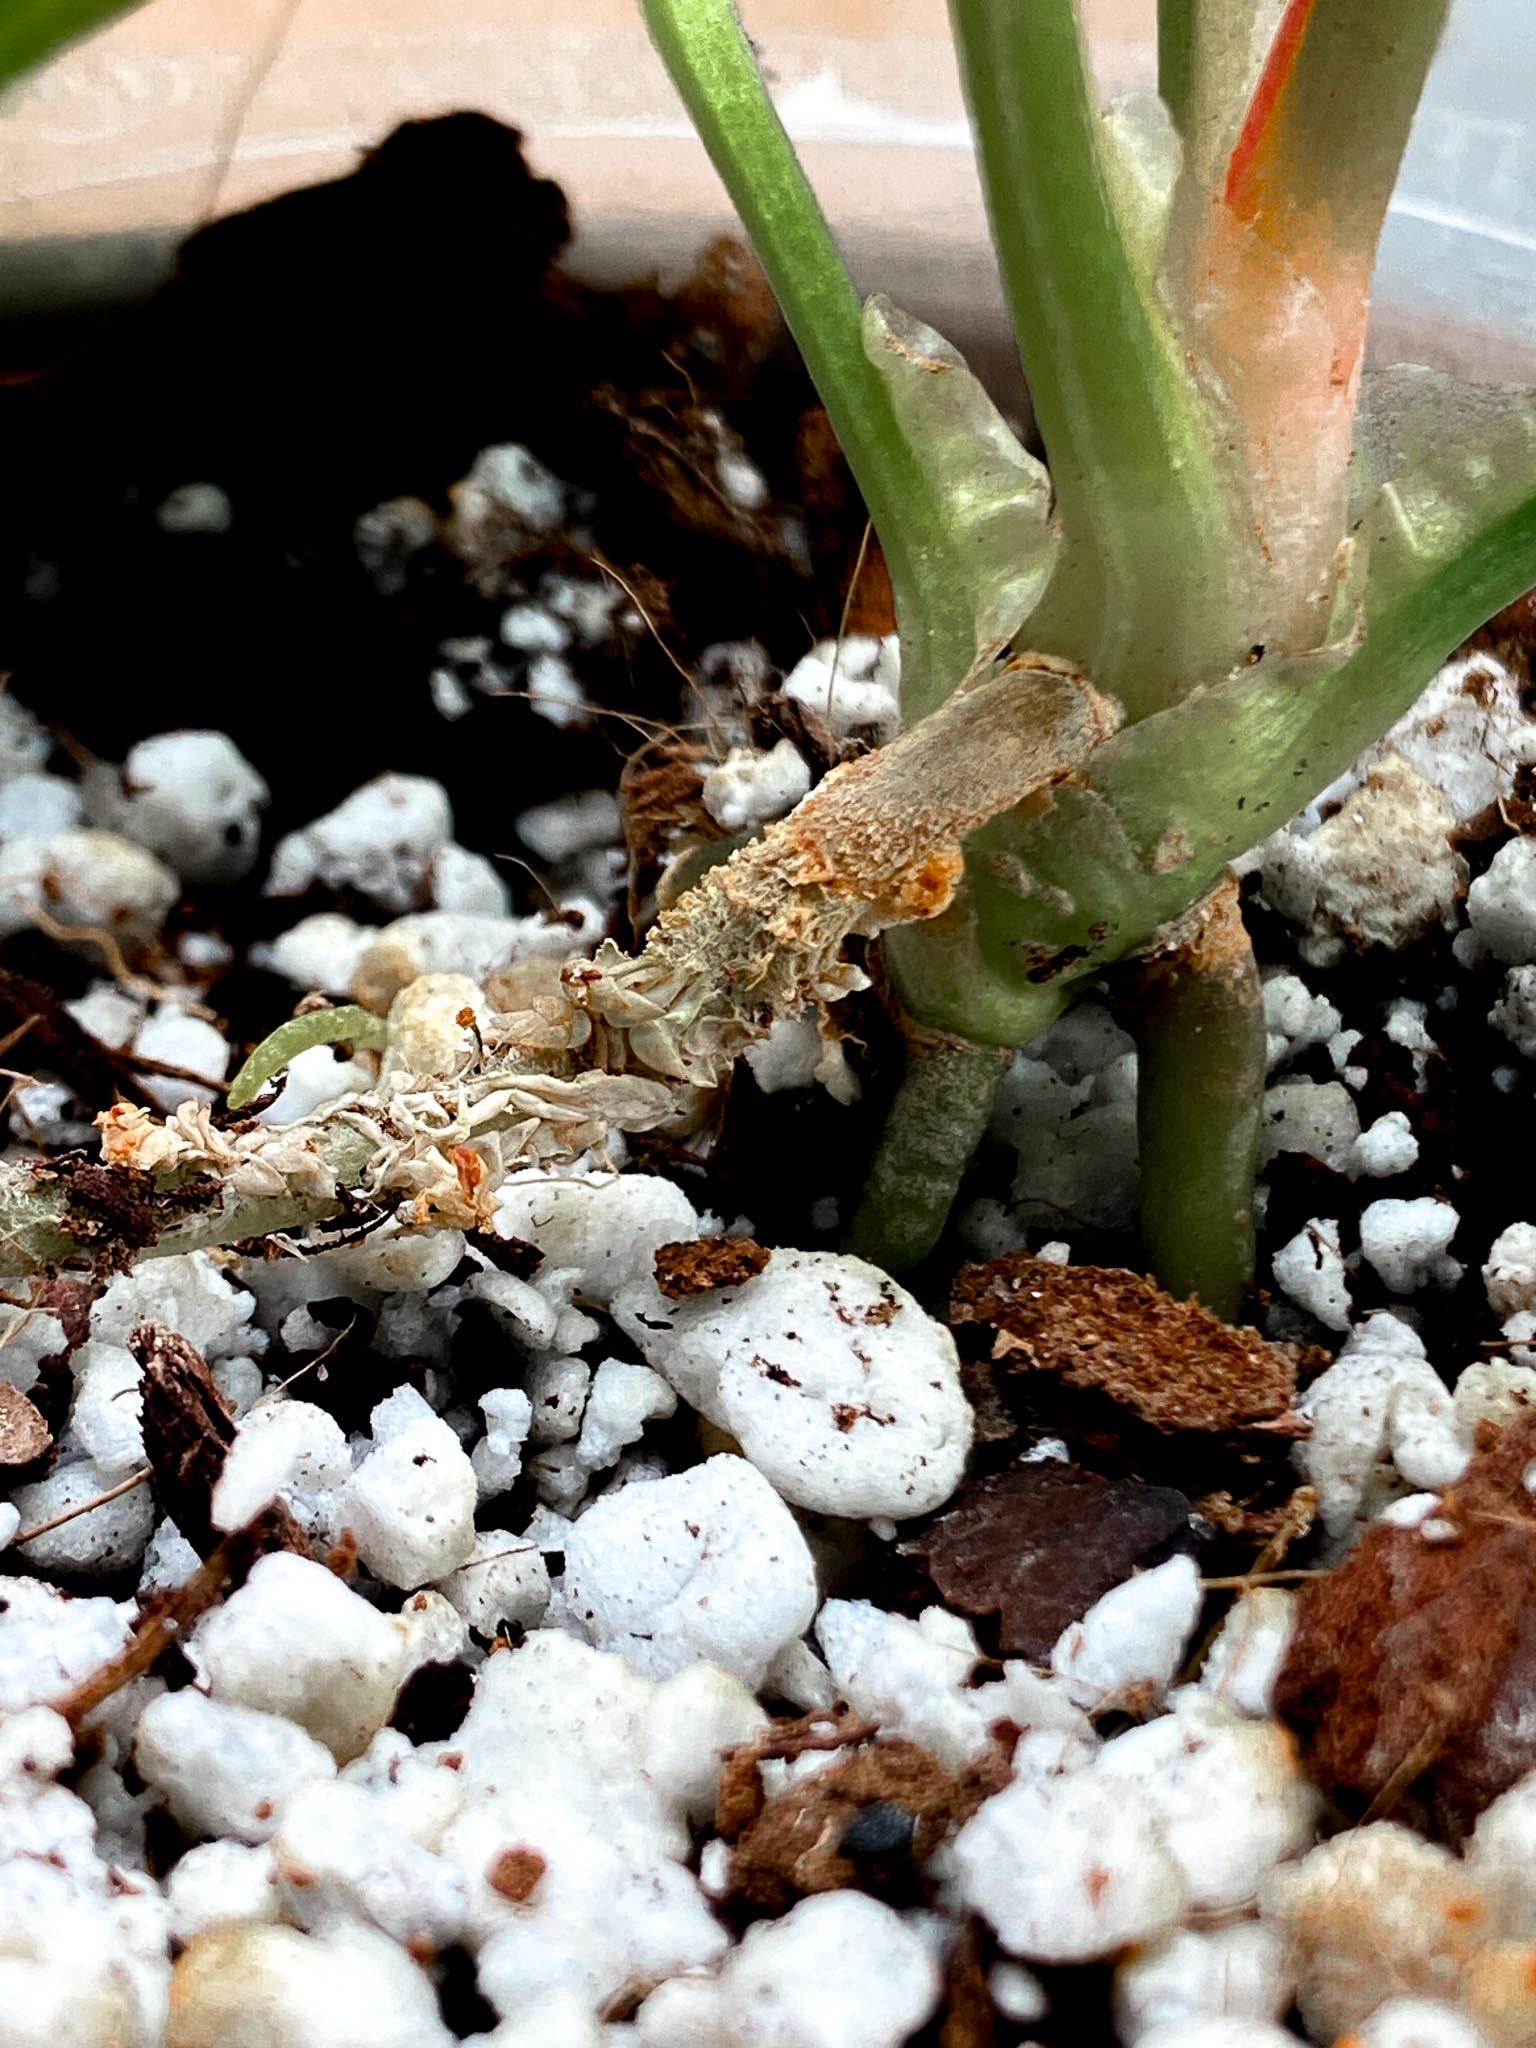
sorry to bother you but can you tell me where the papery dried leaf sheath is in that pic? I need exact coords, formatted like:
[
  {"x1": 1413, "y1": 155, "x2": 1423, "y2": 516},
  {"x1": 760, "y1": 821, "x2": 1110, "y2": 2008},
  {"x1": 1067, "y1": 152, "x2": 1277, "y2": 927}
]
[{"x1": 0, "y1": 657, "x2": 1116, "y2": 1278}]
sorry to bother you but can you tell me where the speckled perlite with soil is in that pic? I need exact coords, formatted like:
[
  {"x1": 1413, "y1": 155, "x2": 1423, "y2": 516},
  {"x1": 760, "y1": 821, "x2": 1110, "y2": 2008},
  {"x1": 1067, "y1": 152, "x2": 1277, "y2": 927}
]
[{"x1": 1, "y1": 116, "x2": 1535, "y2": 2048}]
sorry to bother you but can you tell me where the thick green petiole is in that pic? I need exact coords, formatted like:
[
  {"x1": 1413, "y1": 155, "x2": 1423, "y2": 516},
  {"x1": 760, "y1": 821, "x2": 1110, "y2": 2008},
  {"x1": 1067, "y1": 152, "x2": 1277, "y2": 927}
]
[
  {"x1": 1163, "y1": 0, "x2": 1452, "y2": 651},
  {"x1": 639, "y1": 0, "x2": 981, "y2": 711},
  {"x1": 1221, "y1": 0, "x2": 1450, "y2": 275},
  {"x1": 1126, "y1": 878, "x2": 1264, "y2": 1320},
  {"x1": 948, "y1": 0, "x2": 1247, "y2": 719},
  {"x1": 1157, "y1": 0, "x2": 1275, "y2": 178},
  {"x1": 1157, "y1": 0, "x2": 1199, "y2": 135}
]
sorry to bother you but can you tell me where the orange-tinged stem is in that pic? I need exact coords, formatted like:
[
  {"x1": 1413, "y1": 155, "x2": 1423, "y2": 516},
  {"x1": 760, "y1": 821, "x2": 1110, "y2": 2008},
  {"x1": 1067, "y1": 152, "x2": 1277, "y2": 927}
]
[{"x1": 1223, "y1": 0, "x2": 1319, "y2": 216}]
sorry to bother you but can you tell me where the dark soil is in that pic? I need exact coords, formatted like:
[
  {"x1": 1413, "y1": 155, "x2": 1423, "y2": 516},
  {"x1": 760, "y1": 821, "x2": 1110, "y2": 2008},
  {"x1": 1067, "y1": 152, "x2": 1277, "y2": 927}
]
[
  {"x1": 0, "y1": 110, "x2": 897, "y2": 1222},
  {"x1": 0, "y1": 111, "x2": 862, "y2": 834}
]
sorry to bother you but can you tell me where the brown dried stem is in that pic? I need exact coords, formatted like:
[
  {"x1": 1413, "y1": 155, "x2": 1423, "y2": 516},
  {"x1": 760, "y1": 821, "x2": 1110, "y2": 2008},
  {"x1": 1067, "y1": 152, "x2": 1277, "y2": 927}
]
[{"x1": 51, "y1": 1510, "x2": 294, "y2": 1729}]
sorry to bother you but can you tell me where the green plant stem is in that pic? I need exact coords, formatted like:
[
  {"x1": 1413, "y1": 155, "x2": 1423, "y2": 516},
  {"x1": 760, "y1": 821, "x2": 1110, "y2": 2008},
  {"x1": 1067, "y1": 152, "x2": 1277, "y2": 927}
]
[
  {"x1": 883, "y1": 903, "x2": 1071, "y2": 1051},
  {"x1": 0, "y1": 0, "x2": 143, "y2": 87},
  {"x1": 908, "y1": 467, "x2": 1536, "y2": 1043},
  {"x1": 1222, "y1": 0, "x2": 1449, "y2": 268},
  {"x1": 947, "y1": 0, "x2": 1244, "y2": 718},
  {"x1": 1096, "y1": 466, "x2": 1536, "y2": 909},
  {"x1": 1157, "y1": 0, "x2": 1272, "y2": 178},
  {"x1": 845, "y1": 1030, "x2": 1007, "y2": 1275},
  {"x1": 1157, "y1": 0, "x2": 1197, "y2": 132},
  {"x1": 0, "y1": 1123, "x2": 375, "y2": 1275},
  {"x1": 639, "y1": 0, "x2": 979, "y2": 712},
  {"x1": 1125, "y1": 879, "x2": 1263, "y2": 1318}
]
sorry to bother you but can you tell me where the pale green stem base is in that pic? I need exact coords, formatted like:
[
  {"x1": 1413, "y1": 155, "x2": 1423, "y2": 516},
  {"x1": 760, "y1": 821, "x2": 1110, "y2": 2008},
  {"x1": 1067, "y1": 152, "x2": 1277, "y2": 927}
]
[
  {"x1": 1127, "y1": 882, "x2": 1264, "y2": 1319},
  {"x1": 845, "y1": 1030, "x2": 1008, "y2": 1275}
]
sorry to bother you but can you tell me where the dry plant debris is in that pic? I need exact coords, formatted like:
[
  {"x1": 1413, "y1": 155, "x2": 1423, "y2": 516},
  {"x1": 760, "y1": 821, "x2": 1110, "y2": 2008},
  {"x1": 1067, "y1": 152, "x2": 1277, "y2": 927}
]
[
  {"x1": 0, "y1": 961, "x2": 160, "y2": 1111},
  {"x1": 132, "y1": 1319, "x2": 240, "y2": 1555},
  {"x1": 51, "y1": 1507, "x2": 299, "y2": 1730},
  {"x1": 592, "y1": 387, "x2": 793, "y2": 559},
  {"x1": 715, "y1": 1705, "x2": 879, "y2": 1837},
  {"x1": 952, "y1": 1253, "x2": 1306, "y2": 1439},
  {"x1": 1276, "y1": 1407, "x2": 1536, "y2": 1829},
  {"x1": 0, "y1": 657, "x2": 1116, "y2": 1281},
  {"x1": 654, "y1": 1235, "x2": 771, "y2": 1298},
  {"x1": 618, "y1": 737, "x2": 718, "y2": 932},
  {"x1": 0, "y1": 1381, "x2": 50, "y2": 1467}
]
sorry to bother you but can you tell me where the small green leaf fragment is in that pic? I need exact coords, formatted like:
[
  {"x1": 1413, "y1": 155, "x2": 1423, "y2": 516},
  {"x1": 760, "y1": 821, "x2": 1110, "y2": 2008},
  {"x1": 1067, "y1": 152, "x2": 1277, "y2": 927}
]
[{"x1": 227, "y1": 1006, "x2": 389, "y2": 1112}]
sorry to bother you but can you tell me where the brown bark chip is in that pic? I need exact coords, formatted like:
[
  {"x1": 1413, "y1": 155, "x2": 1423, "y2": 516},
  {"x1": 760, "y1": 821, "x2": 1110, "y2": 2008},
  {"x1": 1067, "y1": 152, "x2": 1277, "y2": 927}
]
[
  {"x1": 654, "y1": 1236, "x2": 771, "y2": 1299},
  {"x1": 132, "y1": 1321, "x2": 236, "y2": 1555},
  {"x1": 35, "y1": 1274, "x2": 95, "y2": 1354},
  {"x1": 0, "y1": 1382, "x2": 50, "y2": 1467},
  {"x1": 913, "y1": 1463, "x2": 1195, "y2": 1661},
  {"x1": 20, "y1": 1276, "x2": 91, "y2": 1444},
  {"x1": 1275, "y1": 1410, "x2": 1536, "y2": 1826},
  {"x1": 952, "y1": 1255, "x2": 1304, "y2": 1438}
]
